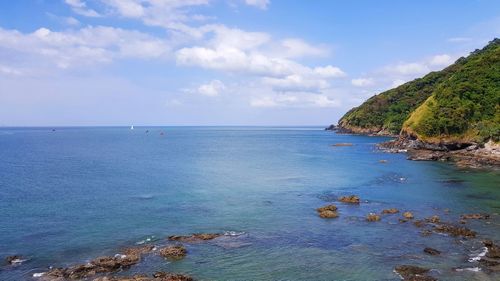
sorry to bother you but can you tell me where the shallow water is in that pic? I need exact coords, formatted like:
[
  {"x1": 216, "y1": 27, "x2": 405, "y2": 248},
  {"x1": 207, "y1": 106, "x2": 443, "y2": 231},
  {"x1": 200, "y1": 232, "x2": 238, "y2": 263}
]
[{"x1": 0, "y1": 127, "x2": 499, "y2": 280}]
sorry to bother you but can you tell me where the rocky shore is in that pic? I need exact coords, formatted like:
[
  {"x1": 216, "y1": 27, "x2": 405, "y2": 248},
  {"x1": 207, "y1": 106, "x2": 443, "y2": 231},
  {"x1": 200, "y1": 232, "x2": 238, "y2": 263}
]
[
  {"x1": 326, "y1": 124, "x2": 499, "y2": 169},
  {"x1": 379, "y1": 137, "x2": 500, "y2": 169},
  {"x1": 10, "y1": 232, "x2": 242, "y2": 281}
]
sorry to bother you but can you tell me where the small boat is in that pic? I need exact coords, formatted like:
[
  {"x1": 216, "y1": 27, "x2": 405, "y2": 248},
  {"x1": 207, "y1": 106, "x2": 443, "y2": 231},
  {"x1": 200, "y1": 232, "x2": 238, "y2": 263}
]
[{"x1": 130, "y1": 125, "x2": 134, "y2": 130}]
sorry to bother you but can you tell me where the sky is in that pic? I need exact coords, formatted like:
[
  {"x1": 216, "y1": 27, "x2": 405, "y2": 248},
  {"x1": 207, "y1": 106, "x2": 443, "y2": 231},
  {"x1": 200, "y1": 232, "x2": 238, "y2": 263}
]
[{"x1": 0, "y1": 0, "x2": 499, "y2": 126}]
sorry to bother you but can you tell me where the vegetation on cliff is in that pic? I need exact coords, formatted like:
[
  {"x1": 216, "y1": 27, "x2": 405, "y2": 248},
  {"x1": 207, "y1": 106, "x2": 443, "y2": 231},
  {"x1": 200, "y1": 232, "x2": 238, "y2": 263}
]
[
  {"x1": 338, "y1": 38, "x2": 500, "y2": 143},
  {"x1": 403, "y1": 39, "x2": 500, "y2": 143}
]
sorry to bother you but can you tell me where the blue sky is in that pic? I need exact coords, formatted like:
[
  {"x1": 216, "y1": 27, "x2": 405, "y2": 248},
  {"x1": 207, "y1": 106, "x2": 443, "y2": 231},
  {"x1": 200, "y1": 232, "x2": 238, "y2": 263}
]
[{"x1": 0, "y1": 0, "x2": 499, "y2": 126}]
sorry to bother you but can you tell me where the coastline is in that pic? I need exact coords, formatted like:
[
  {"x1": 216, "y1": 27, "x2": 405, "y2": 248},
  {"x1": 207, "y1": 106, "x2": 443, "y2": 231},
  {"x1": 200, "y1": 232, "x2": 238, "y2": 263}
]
[{"x1": 327, "y1": 125, "x2": 500, "y2": 170}]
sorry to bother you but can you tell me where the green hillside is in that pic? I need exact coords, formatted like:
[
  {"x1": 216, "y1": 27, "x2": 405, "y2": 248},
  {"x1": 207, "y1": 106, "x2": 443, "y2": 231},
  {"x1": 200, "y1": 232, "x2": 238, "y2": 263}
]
[{"x1": 338, "y1": 38, "x2": 500, "y2": 143}]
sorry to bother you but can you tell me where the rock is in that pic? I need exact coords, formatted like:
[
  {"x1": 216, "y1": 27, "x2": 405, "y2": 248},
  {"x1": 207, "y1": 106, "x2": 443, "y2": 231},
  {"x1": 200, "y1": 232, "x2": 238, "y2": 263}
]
[
  {"x1": 460, "y1": 213, "x2": 490, "y2": 220},
  {"x1": 5, "y1": 255, "x2": 24, "y2": 265},
  {"x1": 168, "y1": 233, "x2": 222, "y2": 242},
  {"x1": 122, "y1": 245, "x2": 155, "y2": 257},
  {"x1": 325, "y1": 124, "x2": 337, "y2": 131},
  {"x1": 92, "y1": 272, "x2": 194, "y2": 281},
  {"x1": 41, "y1": 245, "x2": 155, "y2": 280},
  {"x1": 318, "y1": 210, "x2": 339, "y2": 218},
  {"x1": 159, "y1": 245, "x2": 187, "y2": 260},
  {"x1": 394, "y1": 265, "x2": 436, "y2": 281},
  {"x1": 381, "y1": 208, "x2": 399, "y2": 214},
  {"x1": 407, "y1": 149, "x2": 448, "y2": 161},
  {"x1": 483, "y1": 240, "x2": 500, "y2": 259},
  {"x1": 424, "y1": 247, "x2": 441, "y2": 255},
  {"x1": 433, "y1": 223, "x2": 476, "y2": 238},
  {"x1": 402, "y1": 211, "x2": 414, "y2": 219},
  {"x1": 399, "y1": 218, "x2": 409, "y2": 223},
  {"x1": 339, "y1": 195, "x2": 360, "y2": 204},
  {"x1": 316, "y1": 204, "x2": 337, "y2": 212},
  {"x1": 152, "y1": 271, "x2": 194, "y2": 281},
  {"x1": 331, "y1": 143, "x2": 353, "y2": 147},
  {"x1": 425, "y1": 216, "x2": 440, "y2": 224},
  {"x1": 413, "y1": 220, "x2": 425, "y2": 228},
  {"x1": 420, "y1": 230, "x2": 433, "y2": 237},
  {"x1": 366, "y1": 213, "x2": 381, "y2": 222}
]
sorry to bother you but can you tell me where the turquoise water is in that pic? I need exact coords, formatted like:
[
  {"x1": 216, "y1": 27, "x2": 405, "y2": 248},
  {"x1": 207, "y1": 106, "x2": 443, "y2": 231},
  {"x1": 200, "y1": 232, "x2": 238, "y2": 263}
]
[{"x1": 0, "y1": 127, "x2": 499, "y2": 281}]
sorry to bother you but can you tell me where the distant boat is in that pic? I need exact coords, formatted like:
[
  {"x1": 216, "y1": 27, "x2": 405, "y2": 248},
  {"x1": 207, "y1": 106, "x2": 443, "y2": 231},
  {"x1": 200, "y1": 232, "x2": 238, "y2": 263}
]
[{"x1": 130, "y1": 125, "x2": 134, "y2": 130}]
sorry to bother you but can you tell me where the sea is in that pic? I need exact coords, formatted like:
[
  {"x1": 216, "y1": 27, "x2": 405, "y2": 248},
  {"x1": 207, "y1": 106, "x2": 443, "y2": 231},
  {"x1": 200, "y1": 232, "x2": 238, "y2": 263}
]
[{"x1": 0, "y1": 127, "x2": 499, "y2": 280}]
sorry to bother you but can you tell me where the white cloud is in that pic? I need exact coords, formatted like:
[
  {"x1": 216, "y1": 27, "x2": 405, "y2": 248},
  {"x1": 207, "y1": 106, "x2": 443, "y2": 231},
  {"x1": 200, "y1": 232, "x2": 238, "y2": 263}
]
[
  {"x1": 197, "y1": 80, "x2": 225, "y2": 96},
  {"x1": 245, "y1": 0, "x2": 270, "y2": 10},
  {"x1": 0, "y1": 26, "x2": 171, "y2": 70},
  {"x1": 65, "y1": 0, "x2": 101, "y2": 17},
  {"x1": 314, "y1": 65, "x2": 346, "y2": 78},
  {"x1": 0, "y1": 65, "x2": 23, "y2": 76},
  {"x1": 351, "y1": 77, "x2": 374, "y2": 87},
  {"x1": 279, "y1": 38, "x2": 329, "y2": 58},
  {"x1": 263, "y1": 75, "x2": 329, "y2": 92},
  {"x1": 250, "y1": 93, "x2": 339, "y2": 108},
  {"x1": 384, "y1": 62, "x2": 430, "y2": 75},
  {"x1": 429, "y1": 54, "x2": 454, "y2": 66},
  {"x1": 175, "y1": 25, "x2": 343, "y2": 93}
]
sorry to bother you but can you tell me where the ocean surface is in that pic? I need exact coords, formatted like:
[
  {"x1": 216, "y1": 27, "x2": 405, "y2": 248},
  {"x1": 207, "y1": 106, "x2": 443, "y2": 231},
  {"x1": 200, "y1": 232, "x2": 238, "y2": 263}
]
[{"x1": 0, "y1": 127, "x2": 499, "y2": 281}]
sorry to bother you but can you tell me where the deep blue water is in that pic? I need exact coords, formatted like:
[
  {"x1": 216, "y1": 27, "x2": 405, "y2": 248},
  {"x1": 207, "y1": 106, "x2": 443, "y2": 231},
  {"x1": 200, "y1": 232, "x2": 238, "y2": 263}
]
[{"x1": 0, "y1": 127, "x2": 499, "y2": 281}]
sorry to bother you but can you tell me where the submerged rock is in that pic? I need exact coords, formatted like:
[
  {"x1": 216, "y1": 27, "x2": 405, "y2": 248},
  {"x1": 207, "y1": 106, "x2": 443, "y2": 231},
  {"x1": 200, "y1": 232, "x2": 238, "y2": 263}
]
[
  {"x1": 366, "y1": 213, "x2": 381, "y2": 222},
  {"x1": 424, "y1": 247, "x2": 441, "y2": 256},
  {"x1": 168, "y1": 233, "x2": 222, "y2": 242},
  {"x1": 460, "y1": 213, "x2": 490, "y2": 220},
  {"x1": 402, "y1": 212, "x2": 414, "y2": 219},
  {"x1": 331, "y1": 143, "x2": 353, "y2": 147},
  {"x1": 339, "y1": 195, "x2": 360, "y2": 204},
  {"x1": 381, "y1": 208, "x2": 399, "y2": 214},
  {"x1": 92, "y1": 271, "x2": 194, "y2": 281},
  {"x1": 317, "y1": 204, "x2": 338, "y2": 212},
  {"x1": 40, "y1": 245, "x2": 155, "y2": 280},
  {"x1": 479, "y1": 240, "x2": 500, "y2": 272},
  {"x1": 420, "y1": 230, "x2": 433, "y2": 237},
  {"x1": 483, "y1": 240, "x2": 500, "y2": 259},
  {"x1": 318, "y1": 210, "x2": 339, "y2": 218},
  {"x1": 425, "y1": 216, "x2": 440, "y2": 224},
  {"x1": 394, "y1": 265, "x2": 436, "y2": 281},
  {"x1": 159, "y1": 245, "x2": 187, "y2": 260},
  {"x1": 5, "y1": 255, "x2": 24, "y2": 265},
  {"x1": 433, "y1": 223, "x2": 476, "y2": 238}
]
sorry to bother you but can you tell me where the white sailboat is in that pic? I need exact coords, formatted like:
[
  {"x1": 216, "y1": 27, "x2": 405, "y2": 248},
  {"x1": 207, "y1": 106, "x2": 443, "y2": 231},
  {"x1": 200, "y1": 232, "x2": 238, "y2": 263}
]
[{"x1": 130, "y1": 125, "x2": 134, "y2": 130}]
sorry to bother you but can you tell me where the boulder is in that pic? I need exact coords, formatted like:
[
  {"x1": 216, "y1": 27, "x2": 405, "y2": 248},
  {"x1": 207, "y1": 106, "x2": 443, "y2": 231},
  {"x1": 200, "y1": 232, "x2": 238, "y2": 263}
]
[
  {"x1": 424, "y1": 247, "x2": 441, "y2": 255},
  {"x1": 402, "y1": 212, "x2": 414, "y2": 219},
  {"x1": 339, "y1": 195, "x2": 360, "y2": 204},
  {"x1": 41, "y1": 245, "x2": 155, "y2": 280},
  {"x1": 394, "y1": 265, "x2": 436, "y2": 281},
  {"x1": 425, "y1": 216, "x2": 440, "y2": 224},
  {"x1": 366, "y1": 213, "x2": 381, "y2": 222},
  {"x1": 168, "y1": 233, "x2": 221, "y2": 242},
  {"x1": 92, "y1": 271, "x2": 194, "y2": 281},
  {"x1": 460, "y1": 213, "x2": 490, "y2": 220},
  {"x1": 318, "y1": 210, "x2": 339, "y2": 218},
  {"x1": 381, "y1": 208, "x2": 399, "y2": 214},
  {"x1": 159, "y1": 245, "x2": 187, "y2": 260},
  {"x1": 5, "y1": 255, "x2": 24, "y2": 265},
  {"x1": 316, "y1": 204, "x2": 338, "y2": 212},
  {"x1": 331, "y1": 143, "x2": 353, "y2": 147},
  {"x1": 433, "y1": 223, "x2": 476, "y2": 238}
]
